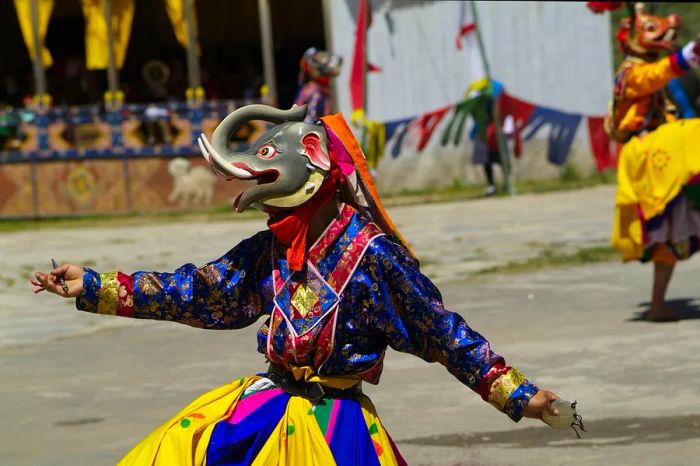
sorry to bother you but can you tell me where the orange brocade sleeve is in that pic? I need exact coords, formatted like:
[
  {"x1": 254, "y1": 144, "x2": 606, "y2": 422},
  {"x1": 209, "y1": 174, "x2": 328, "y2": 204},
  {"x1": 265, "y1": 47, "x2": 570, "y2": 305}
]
[{"x1": 621, "y1": 53, "x2": 687, "y2": 99}]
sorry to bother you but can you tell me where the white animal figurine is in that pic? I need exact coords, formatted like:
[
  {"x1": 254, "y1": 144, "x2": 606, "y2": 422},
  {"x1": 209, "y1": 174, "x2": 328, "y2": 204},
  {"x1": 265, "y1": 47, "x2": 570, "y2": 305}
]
[{"x1": 167, "y1": 157, "x2": 216, "y2": 207}]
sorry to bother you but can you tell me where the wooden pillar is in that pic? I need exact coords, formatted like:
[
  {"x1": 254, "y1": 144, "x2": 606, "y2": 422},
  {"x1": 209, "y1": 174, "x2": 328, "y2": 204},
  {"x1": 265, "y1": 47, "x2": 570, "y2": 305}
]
[
  {"x1": 184, "y1": 0, "x2": 202, "y2": 102},
  {"x1": 257, "y1": 0, "x2": 277, "y2": 105},
  {"x1": 28, "y1": 0, "x2": 46, "y2": 217},
  {"x1": 103, "y1": 0, "x2": 120, "y2": 105},
  {"x1": 103, "y1": 0, "x2": 131, "y2": 211},
  {"x1": 321, "y1": 0, "x2": 337, "y2": 113},
  {"x1": 28, "y1": 0, "x2": 47, "y2": 99}
]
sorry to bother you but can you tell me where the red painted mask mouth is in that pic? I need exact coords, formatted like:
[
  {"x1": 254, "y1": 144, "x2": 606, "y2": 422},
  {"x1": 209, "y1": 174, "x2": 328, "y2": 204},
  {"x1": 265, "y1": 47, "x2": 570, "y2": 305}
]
[{"x1": 227, "y1": 163, "x2": 280, "y2": 211}]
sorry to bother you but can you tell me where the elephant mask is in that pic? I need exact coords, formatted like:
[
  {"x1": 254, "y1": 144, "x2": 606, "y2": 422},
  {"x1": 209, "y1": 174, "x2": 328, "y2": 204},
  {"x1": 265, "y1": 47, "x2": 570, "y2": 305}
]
[{"x1": 198, "y1": 104, "x2": 333, "y2": 212}]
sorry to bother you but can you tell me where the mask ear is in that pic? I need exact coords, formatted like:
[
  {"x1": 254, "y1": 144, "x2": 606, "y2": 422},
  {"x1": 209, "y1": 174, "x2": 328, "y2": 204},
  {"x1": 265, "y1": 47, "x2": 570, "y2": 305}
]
[{"x1": 301, "y1": 132, "x2": 331, "y2": 171}]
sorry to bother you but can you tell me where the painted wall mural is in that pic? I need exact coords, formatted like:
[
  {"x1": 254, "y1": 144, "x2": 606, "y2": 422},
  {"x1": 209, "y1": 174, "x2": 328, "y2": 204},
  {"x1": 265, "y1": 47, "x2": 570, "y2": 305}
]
[{"x1": 0, "y1": 99, "x2": 263, "y2": 217}]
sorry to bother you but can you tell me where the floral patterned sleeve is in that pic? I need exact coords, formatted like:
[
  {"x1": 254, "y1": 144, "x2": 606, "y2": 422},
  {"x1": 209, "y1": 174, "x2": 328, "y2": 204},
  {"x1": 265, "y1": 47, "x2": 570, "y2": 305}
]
[
  {"x1": 367, "y1": 235, "x2": 539, "y2": 422},
  {"x1": 76, "y1": 231, "x2": 272, "y2": 329}
]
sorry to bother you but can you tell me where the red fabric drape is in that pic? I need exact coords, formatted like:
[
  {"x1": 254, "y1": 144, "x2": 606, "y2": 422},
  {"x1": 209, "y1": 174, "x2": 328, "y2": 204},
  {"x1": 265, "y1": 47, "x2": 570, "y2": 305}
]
[
  {"x1": 587, "y1": 116, "x2": 617, "y2": 172},
  {"x1": 586, "y1": 2, "x2": 623, "y2": 14},
  {"x1": 414, "y1": 106, "x2": 451, "y2": 151},
  {"x1": 349, "y1": 0, "x2": 368, "y2": 113},
  {"x1": 498, "y1": 92, "x2": 536, "y2": 157},
  {"x1": 454, "y1": 1, "x2": 476, "y2": 50},
  {"x1": 267, "y1": 167, "x2": 342, "y2": 271},
  {"x1": 455, "y1": 23, "x2": 476, "y2": 50}
]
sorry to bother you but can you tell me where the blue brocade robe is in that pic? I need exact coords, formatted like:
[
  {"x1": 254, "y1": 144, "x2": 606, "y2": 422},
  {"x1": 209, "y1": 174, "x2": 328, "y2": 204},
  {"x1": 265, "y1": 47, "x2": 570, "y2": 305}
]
[{"x1": 77, "y1": 204, "x2": 538, "y2": 421}]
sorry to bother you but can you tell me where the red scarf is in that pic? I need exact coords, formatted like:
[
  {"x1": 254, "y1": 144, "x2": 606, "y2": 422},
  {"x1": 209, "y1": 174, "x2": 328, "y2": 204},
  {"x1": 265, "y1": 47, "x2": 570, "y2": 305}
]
[{"x1": 267, "y1": 165, "x2": 342, "y2": 271}]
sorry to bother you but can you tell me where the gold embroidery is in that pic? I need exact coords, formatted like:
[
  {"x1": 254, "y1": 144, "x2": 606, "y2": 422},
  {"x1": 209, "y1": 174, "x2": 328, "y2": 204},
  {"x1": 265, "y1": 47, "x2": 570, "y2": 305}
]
[
  {"x1": 118, "y1": 284, "x2": 133, "y2": 308},
  {"x1": 291, "y1": 284, "x2": 319, "y2": 317},
  {"x1": 488, "y1": 368, "x2": 527, "y2": 411},
  {"x1": 138, "y1": 274, "x2": 162, "y2": 295},
  {"x1": 97, "y1": 272, "x2": 118, "y2": 315}
]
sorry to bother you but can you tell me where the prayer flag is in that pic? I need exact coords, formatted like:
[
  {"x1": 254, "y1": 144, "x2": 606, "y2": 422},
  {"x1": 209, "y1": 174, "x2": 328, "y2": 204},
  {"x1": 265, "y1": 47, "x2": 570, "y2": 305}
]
[
  {"x1": 523, "y1": 107, "x2": 582, "y2": 166},
  {"x1": 455, "y1": 1, "x2": 477, "y2": 51},
  {"x1": 13, "y1": 0, "x2": 54, "y2": 67},
  {"x1": 350, "y1": 0, "x2": 369, "y2": 117},
  {"x1": 81, "y1": 0, "x2": 135, "y2": 70},
  {"x1": 164, "y1": 0, "x2": 200, "y2": 53}
]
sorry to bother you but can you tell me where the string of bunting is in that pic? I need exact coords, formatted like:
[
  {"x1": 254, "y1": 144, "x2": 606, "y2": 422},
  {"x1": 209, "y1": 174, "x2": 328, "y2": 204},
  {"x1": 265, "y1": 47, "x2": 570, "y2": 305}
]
[{"x1": 358, "y1": 91, "x2": 618, "y2": 173}]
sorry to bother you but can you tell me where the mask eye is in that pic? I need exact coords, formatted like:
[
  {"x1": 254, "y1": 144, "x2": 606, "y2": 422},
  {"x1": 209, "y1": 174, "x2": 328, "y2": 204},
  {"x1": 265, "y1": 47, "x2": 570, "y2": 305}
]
[
  {"x1": 257, "y1": 144, "x2": 278, "y2": 159},
  {"x1": 644, "y1": 21, "x2": 656, "y2": 32}
]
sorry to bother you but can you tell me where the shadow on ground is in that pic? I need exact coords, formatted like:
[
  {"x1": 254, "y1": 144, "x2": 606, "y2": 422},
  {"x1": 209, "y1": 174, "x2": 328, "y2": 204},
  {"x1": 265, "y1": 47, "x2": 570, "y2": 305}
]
[
  {"x1": 629, "y1": 298, "x2": 700, "y2": 322},
  {"x1": 398, "y1": 414, "x2": 700, "y2": 449}
]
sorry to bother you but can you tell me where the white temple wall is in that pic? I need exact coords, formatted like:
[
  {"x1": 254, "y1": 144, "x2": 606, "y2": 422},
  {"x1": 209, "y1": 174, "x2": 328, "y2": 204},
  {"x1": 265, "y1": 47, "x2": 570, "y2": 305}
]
[{"x1": 327, "y1": 0, "x2": 613, "y2": 193}]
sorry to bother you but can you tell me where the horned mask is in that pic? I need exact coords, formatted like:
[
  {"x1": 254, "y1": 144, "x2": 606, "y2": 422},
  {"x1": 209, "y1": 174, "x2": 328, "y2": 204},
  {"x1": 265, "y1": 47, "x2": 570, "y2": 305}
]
[
  {"x1": 199, "y1": 104, "x2": 415, "y2": 270},
  {"x1": 619, "y1": 3, "x2": 681, "y2": 57},
  {"x1": 198, "y1": 105, "x2": 332, "y2": 212}
]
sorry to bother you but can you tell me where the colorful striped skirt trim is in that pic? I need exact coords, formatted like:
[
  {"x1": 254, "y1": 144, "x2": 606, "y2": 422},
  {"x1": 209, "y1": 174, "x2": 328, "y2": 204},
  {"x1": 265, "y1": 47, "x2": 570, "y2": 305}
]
[{"x1": 117, "y1": 376, "x2": 407, "y2": 466}]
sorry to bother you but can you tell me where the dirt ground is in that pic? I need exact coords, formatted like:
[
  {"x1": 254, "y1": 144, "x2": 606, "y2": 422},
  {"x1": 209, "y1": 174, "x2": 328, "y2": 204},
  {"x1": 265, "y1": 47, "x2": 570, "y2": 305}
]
[{"x1": 2, "y1": 185, "x2": 699, "y2": 465}]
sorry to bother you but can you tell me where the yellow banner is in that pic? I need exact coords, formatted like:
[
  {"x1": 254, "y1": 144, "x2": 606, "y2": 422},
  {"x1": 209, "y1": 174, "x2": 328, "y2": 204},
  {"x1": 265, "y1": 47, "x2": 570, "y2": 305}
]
[
  {"x1": 13, "y1": 0, "x2": 54, "y2": 67},
  {"x1": 164, "y1": 0, "x2": 200, "y2": 53},
  {"x1": 81, "y1": 0, "x2": 135, "y2": 70}
]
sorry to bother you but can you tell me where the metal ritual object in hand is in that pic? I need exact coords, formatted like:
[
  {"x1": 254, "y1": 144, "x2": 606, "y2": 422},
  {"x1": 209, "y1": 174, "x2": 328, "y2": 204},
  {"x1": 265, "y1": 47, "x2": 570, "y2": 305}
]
[
  {"x1": 51, "y1": 258, "x2": 70, "y2": 294},
  {"x1": 542, "y1": 400, "x2": 586, "y2": 438}
]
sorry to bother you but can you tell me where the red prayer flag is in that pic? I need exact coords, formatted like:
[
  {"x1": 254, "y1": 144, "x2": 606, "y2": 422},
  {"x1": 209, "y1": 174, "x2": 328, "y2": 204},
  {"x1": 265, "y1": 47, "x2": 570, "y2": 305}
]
[
  {"x1": 498, "y1": 92, "x2": 536, "y2": 157},
  {"x1": 367, "y1": 62, "x2": 382, "y2": 73},
  {"x1": 414, "y1": 105, "x2": 451, "y2": 151},
  {"x1": 455, "y1": 1, "x2": 476, "y2": 50},
  {"x1": 587, "y1": 116, "x2": 618, "y2": 172},
  {"x1": 350, "y1": 0, "x2": 368, "y2": 113}
]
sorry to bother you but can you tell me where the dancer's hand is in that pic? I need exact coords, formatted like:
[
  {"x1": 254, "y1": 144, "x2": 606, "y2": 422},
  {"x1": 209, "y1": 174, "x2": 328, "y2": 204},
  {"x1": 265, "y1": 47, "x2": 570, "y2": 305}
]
[
  {"x1": 522, "y1": 389, "x2": 560, "y2": 420},
  {"x1": 31, "y1": 263, "x2": 84, "y2": 298},
  {"x1": 682, "y1": 34, "x2": 700, "y2": 69}
]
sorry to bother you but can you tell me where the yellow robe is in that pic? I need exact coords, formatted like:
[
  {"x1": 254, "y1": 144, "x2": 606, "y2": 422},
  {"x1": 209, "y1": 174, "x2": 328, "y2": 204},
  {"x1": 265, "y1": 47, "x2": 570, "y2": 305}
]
[{"x1": 612, "y1": 119, "x2": 700, "y2": 260}]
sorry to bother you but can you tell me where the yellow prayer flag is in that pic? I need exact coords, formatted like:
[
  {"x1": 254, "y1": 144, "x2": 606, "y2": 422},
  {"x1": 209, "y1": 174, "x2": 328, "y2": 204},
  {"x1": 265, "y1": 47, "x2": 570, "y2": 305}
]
[
  {"x1": 81, "y1": 0, "x2": 135, "y2": 70},
  {"x1": 164, "y1": 0, "x2": 199, "y2": 52},
  {"x1": 13, "y1": 0, "x2": 54, "y2": 68}
]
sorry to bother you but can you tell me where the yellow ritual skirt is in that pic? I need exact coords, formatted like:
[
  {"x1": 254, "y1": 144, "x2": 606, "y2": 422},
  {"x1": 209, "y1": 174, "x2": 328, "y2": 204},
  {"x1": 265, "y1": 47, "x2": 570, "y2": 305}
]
[{"x1": 117, "y1": 376, "x2": 406, "y2": 466}]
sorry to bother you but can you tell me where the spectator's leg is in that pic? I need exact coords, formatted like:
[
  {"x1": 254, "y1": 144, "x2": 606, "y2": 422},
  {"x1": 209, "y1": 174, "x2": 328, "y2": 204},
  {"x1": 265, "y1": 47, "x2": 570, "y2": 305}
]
[{"x1": 484, "y1": 163, "x2": 496, "y2": 195}]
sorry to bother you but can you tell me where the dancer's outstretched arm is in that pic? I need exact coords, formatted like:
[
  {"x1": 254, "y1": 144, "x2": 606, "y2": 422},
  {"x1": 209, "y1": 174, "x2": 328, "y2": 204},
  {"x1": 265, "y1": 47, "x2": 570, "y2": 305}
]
[
  {"x1": 366, "y1": 235, "x2": 559, "y2": 422},
  {"x1": 620, "y1": 38, "x2": 700, "y2": 99},
  {"x1": 32, "y1": 231, "x2": 272, "y2": 329}
]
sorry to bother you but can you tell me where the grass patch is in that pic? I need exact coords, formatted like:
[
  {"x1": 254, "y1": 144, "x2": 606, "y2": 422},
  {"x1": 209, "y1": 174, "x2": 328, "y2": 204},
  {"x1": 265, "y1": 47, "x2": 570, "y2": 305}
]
[
  {"x1": 0, "y1": 274, "x2": 16, "y2": 288},
  {"x1": 0, "y1": 205, "x2": 266, "y2": 233},
  {"x1": 384, "y1": 171, "x2": 615, "y2": 207},
  {"x1": 475, "y1": 244, "x2": 618, "y2": 276},
  {"x1": 515, "y1": 168, "x2": 616, "y2": 195},
  {"x1": 384, "y1": 182, "x2": 485, "y2": 207}
]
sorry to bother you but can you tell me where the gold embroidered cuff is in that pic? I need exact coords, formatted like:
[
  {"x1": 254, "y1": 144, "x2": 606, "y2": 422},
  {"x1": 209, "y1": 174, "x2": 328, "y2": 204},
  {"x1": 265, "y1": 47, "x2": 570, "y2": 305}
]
[
  {"x1": 96, "y1": 272, "x2": 119, "y2": 315},
  {"x1": 487, "y1": 368, "x2": 527, "y2": 411}
]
